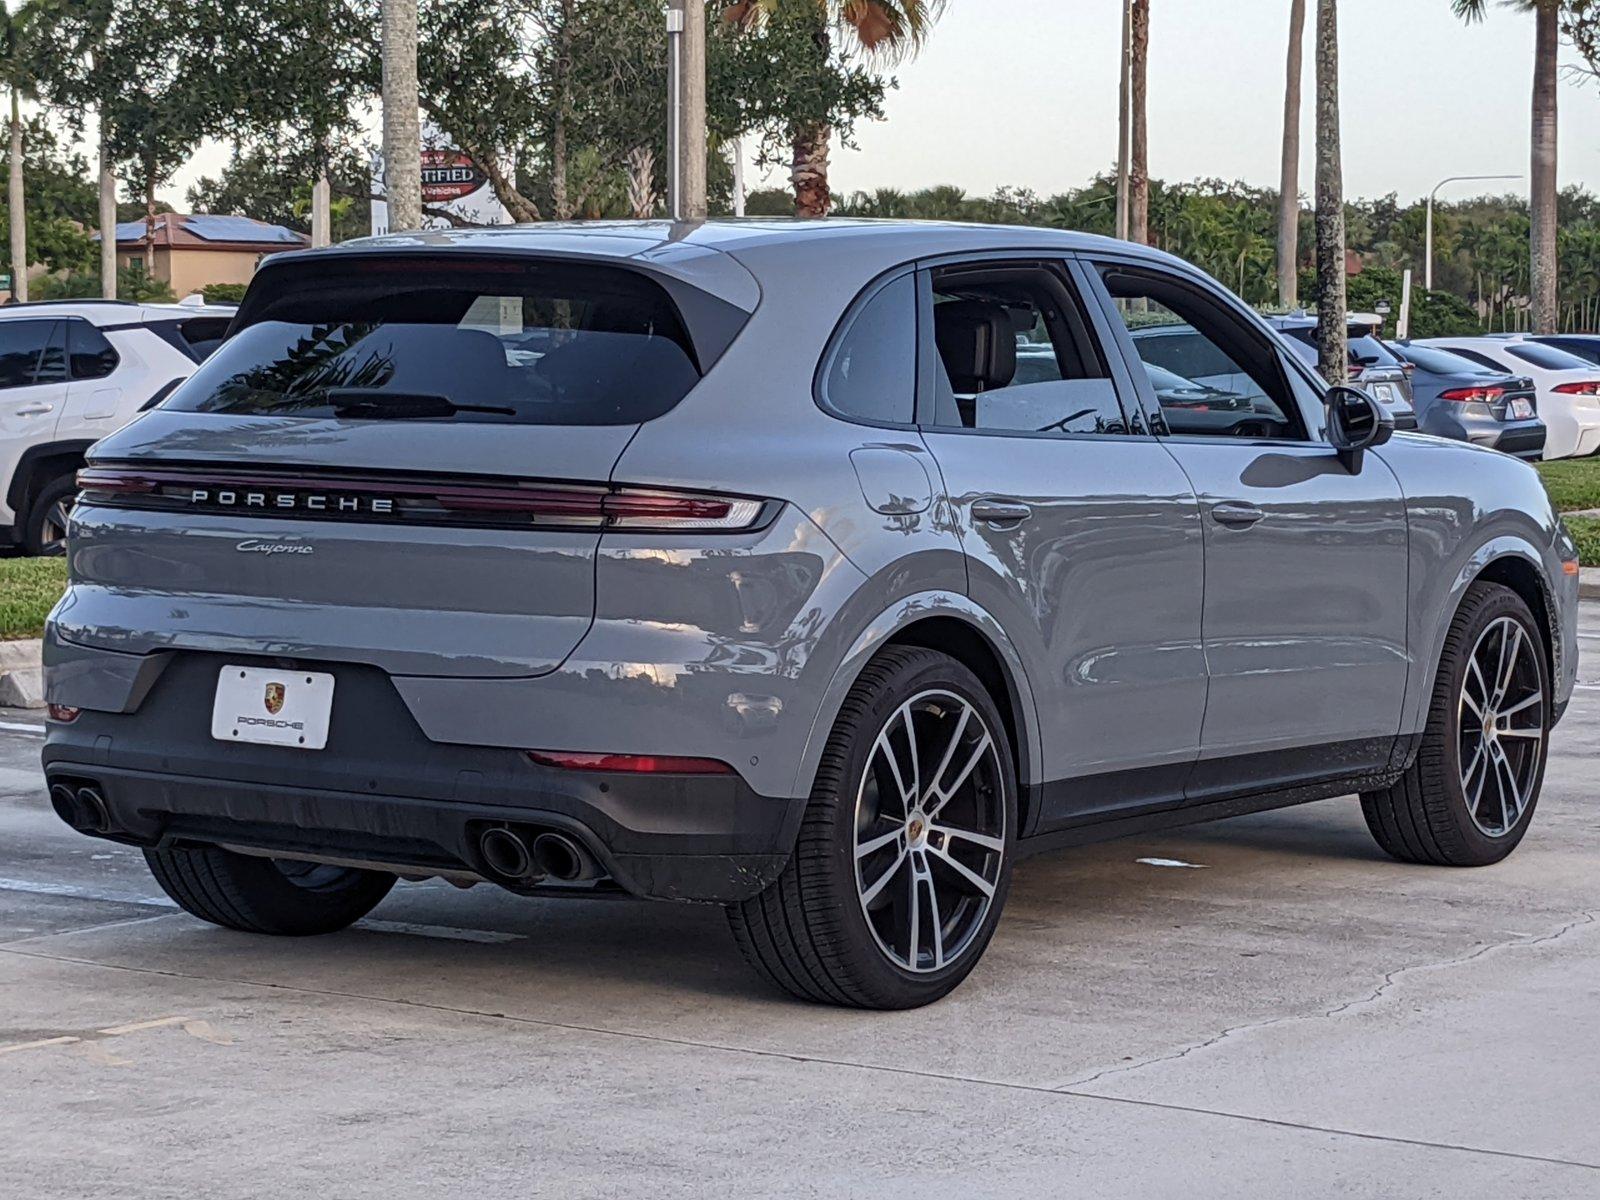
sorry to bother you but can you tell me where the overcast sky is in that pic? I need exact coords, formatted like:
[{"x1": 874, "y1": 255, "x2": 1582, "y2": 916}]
[{"x1": 162, "y1": 0, "x2": 1600, "y2": 213}]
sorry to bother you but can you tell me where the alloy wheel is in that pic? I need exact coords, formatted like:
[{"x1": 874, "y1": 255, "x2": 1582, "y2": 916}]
[
  {"x1": 39, "y1": 496, "x2": 73, "y2": 556},
  {"x1": 853, "y1": 689, "x2": 1005, "y2": 973},
  {"x1": 1457, "y1": 615, "x2": 1545, "y2": 837}
]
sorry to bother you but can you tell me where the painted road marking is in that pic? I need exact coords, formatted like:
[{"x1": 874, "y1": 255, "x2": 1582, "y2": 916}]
[
  {"x1": 1137, "y1": 858, "x2": 1207, "y2": 869},
  {"x1": 0, "y1": 721, "x2": 44, "y2": 735}
]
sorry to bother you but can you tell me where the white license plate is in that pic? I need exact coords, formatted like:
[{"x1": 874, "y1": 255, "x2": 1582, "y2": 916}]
[
  {"x1": 211, "y1": 666, "x2": 335, "y2": 749},
  {"x1": 1510, "y1": 397, "x2": 1534, "y2": 419},
  {"x1": 1371, "y1": 384, "x2": 1396, "y2": 404}
]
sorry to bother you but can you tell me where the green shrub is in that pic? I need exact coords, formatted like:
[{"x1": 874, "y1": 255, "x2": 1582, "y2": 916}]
[
  {"x1": 201, "y1": 282, "x2": 248, "y2": 305},
  {"x1": 32, "y1": 264, "x2": 176, "y2": 304},
  {"x1": 1536, "y1": 457, "x2": 1600, "y2": 512},
  {"x1": 1564, "y1": 516, "x2": 1600, "y2": 567}
]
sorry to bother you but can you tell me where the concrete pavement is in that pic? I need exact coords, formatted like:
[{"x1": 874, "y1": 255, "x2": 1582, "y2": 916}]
[{"x1": 1, "y1": 603, "x2": 1597, "y2": 1197}]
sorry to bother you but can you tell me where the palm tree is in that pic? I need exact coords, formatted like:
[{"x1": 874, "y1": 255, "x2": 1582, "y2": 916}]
[
  {"x1": 1129, "y1": 0, "x2": 1149, "y2": 245},
  {"x1": 380, "y1": 0, "x2": 421, "y2": 231},
  {"x1": 1314, "y1": 0, "x2": 1347, "y2": 382},
  {"x1": 1278, "y1": 0, "x2": 1307, "y2": 307},
  {"x1": 727, "y1": 0, "x2": 945, "y2": 217},
  {"x1": 1454, "y1": 1, "x2": 1559, "y2": 333},
  {"x1": 1, "y1": 0, "x2": 43, "y2": 302}
]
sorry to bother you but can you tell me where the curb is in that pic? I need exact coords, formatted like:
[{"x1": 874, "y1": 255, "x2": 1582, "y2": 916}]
[
  {"x1": 1581, "y1": 568, "x2": 1600, "y2": 603},
  {"x1": 0, "y1": 638, "x2": 44, "y2": 709}
]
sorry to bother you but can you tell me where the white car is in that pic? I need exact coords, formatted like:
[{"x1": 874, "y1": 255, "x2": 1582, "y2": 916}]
[
  {"x1": 1418, "y1": 335, "x2": 1600, "y2": 460},
  {"x1": 0, "y1": 298, "x2": 234, "y2": 554}
]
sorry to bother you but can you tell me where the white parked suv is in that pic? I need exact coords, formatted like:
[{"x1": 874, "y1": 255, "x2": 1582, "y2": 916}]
[{"x1": 0, "y1": 298, "x2": 234, "y2": 554}]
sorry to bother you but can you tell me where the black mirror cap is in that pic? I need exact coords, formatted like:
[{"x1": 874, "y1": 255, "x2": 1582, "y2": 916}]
[{"x1": 1326, "y1": 384, "x2": 1395, "y2": 471}]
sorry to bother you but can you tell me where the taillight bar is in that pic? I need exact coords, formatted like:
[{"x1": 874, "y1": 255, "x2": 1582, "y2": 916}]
[
  {"x1": 75, "y1": 466, "x2": 771, "y2": 533},
  {"x1": 1438, "y1": 386, "x2": 1506, "y2": 403}
]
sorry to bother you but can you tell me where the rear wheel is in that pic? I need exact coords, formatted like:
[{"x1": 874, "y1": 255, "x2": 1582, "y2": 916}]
[
  {"x1": 728, "y1": 647, "x2": 1015, "y2": 1009},
  {"x1": 21, "y1": 475, "x2": 77, "y2": 557},
  {"x1": 1361, "y1": 582, "x2": 1549, "y2": 866},
  {"x1": 145, "y1": 845, "x2": 395, "y2": 935}
]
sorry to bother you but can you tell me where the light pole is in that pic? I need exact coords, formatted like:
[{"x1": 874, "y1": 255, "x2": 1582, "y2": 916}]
[{"x1": 1425, "y1": 173, "x2": 1519, "y2": 292}]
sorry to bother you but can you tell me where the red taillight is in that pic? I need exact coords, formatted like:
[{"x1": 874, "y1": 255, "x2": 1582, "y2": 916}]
[
  {"x1": 1552, "y1": 381, "x2": 1600, "y2": 396},
  {"x1": 75, "y1": 467, "x2": 157, "y2": 495},
  {"x1": 47, "y1": 704, "x2": 81, "y2": 723},
  {"x1": 1348, "y1": 365, "x2": 1365, "y2": 380},
  {"x1": 1438, "y1": 386, "x2": 1506, "y2": 404},
  {"x1": 526, "y1": 750, "x2": 735, "y2": 775}
]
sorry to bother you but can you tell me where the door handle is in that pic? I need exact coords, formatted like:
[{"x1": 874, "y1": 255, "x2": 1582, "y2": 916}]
[
  {"x1": 972, "y1": 499, "x2": 1033, "y2": 526},
  {"x1": 1210, "y1": 500, "x2": 1265, "y2": 528},
  {"x1": 14, "y1": 403, "x2": 53, "y2": 416}
]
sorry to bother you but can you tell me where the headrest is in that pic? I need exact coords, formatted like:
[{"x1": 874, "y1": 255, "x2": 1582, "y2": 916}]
[{"x1": 934, "y1": 300, "x2": 1017, "y2": 393}]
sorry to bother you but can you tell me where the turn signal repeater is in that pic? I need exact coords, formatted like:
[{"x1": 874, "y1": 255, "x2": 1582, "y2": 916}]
[{"x1": 526, "y1": 750, "x2": 735, "y2": 775}]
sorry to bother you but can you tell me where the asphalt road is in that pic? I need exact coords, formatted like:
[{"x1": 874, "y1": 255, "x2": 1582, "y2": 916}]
[{"x1": 2, "y1": 605, "x2": 1597, "y2": 1198}]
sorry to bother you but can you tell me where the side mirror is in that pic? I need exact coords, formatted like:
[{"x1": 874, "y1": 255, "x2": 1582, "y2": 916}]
[{"x1": 1326, "y1": 384, "x2": 1395, "y2": 472}]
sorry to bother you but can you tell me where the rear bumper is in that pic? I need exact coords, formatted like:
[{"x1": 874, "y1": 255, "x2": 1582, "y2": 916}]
[{"x1": 41, "y1": 650, "x2": 806, "y2": 904}]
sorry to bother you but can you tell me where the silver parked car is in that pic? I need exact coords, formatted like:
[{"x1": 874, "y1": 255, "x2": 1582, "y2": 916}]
[{"x1": 43, "y1": 221, "x2": 1581, "y2": 1009}]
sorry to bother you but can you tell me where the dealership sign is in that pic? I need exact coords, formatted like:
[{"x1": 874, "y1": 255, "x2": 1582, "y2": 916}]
[{"x1": 421, "y1": 150, "x2": 489, "y2": 204}]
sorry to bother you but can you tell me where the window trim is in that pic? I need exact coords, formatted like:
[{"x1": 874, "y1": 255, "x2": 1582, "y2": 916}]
[
  {"x1": 912, "y1": 255, "x2": 1144, "y2": 443},
  {"x1": 811, "y1": 266, "x2": 921, "y2": 432},
  {"x1": 1079, "y1": 254, "x2": 1330, "y2": 448}
]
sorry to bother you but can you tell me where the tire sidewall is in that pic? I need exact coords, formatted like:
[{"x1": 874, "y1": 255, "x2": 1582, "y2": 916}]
[
  {"x1": 22, "y1": 476, "x2": 77, "y2": 557},
  {"x1": 819, "y1": 651, "x2": 1017, "y2": 1007},
  {"x1": 1437, "y1": 587, "x2": 1550, "y2": 858}
]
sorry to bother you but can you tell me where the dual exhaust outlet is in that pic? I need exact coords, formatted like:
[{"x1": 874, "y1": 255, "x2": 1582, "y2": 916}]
[
  {"x1": 50, "y1": 783, "x2": 111, "y2": 835},
  {"x1": 477, "y1": 825, "x2": 600, "y2": 886}
]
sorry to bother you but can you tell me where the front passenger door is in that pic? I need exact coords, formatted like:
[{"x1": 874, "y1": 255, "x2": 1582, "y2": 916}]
[{"x1": 1086, "y1": 262, "x2": 1410, "y2": 799}]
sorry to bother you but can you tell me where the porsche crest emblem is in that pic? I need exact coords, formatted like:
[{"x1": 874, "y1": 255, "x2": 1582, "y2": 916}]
[{"x1": 263, "y1": 682, "x2": 286, "y2": 716}]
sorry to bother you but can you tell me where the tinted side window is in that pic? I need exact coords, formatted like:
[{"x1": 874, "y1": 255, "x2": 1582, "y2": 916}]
[
  {"x1": 820, "y1": 274, "x2": 916, "y2": 424},
  {"x1": 0, "y1": 320, "x2": 57, "y2": 390},
  {"x1": 1438, "y1": 346, "x2": 1509, "y2": 373},
  {"x1": 1507, "y1": 343, "x2": 1594, "y2": 371},
  {"x1": 178, "y1": 317, "x2": 231, "y2": 360},
  {"x1": 927, "y1": 262, "x2": 1127, "y2": 437},
  {"x1": 1100, "y1": 269, "x2": 1307, "y2": 441},
  {"x1": 67, "y1": 320, "x2": 120, "y2": 380}
]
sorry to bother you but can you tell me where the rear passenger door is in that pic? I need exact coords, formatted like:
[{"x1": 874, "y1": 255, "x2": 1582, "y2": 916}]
[
  {"x1": 0, "y1": 318, "x2": 68, "y2": 447},
  {"x1": 1083, "y1": 259, "x2": 1410, "y2": 798},
  {"x1": 915, "y1": 257, "x2": 1208, "y2": 827},
  {"x1": 60, "y1": 318, "x2": 125, "y2": 427}
]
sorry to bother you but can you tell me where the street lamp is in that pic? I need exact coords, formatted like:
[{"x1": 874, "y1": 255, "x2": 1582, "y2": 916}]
[{"x1": 1425, "y1": 173, "x2": 1520, "y2": 291}]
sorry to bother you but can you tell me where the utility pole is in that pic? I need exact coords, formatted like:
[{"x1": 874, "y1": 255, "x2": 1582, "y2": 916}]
[{"x1": 666, "y1": 0, "x2": 706, "y2": 220}]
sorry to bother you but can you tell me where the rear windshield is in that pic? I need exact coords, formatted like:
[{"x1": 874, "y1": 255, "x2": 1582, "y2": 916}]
[
  {"x1": 1281, "y1": 325, "x2": 1400, "y2": 367},
  {"x1": 1505, "y1": 342, "x2": 1595, "y2": 372},
  {"x1": 1394, "y1": 343, "x2": 1501, "y2": 376},
  {"x1": 163, "y1": 261, "x2": 703, "y2": 425}
]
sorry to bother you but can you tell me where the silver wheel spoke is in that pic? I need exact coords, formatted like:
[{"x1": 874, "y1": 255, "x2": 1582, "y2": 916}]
[
  {"x1": 923, "y1": 870, "x2": 945, "y2": 970},
  {"x1": 927, "y1": 843, "x2": 996, "y2": 898},
  {"x1": 931, "y1": 823, "x2": 1004, "y2": 854},
  {"x1": 923, "y1": 704, "x2": 972, "y2": 806},
  {"x1": 925, "y1": 733, "x2": 993, "y2": 819},
  {"x1": 1493, "y1": 624, "x2": 1522, "y2": 708},
  {"x1": 902, "y1": 706, "x2": 921, "y2": 808},
  {"x1": 1495, "y1": 725, "x2": 1544, "y2": 740},
  {"x1": 859, "y1": 849, "x2": 905, "y2": 906},
  {"x1": 905, "y1": 863, "x2": 920, "y2": 969},
  {"x1": 856, "y1": 826, "x2": 903, "y2": 860}
]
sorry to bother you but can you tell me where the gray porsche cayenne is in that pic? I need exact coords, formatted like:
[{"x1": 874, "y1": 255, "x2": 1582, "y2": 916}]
[{"x1": 42, "y1": 221, "x2": 1581, "y2": 1009}]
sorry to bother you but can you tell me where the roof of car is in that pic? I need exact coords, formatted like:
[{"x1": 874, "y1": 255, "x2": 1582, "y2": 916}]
[{"x1": 0, "y1": 298, "x2": 237, "y2": 326}]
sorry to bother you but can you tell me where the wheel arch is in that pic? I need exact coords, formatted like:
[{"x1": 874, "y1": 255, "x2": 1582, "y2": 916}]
[
  {"x1": 792, "y1": 592, "x2": 1043, "y2": 831},
  {"x1": 6, "y1": 439, "x2": 96, "y2": 525},
  {"x1": 1410, "y1": 537, "x2": 1560, "y2": 735}
]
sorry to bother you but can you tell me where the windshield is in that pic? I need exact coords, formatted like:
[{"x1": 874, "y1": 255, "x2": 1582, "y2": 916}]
[{"x1": 163, "y1": 261, "x2": 703, "y2": 425}]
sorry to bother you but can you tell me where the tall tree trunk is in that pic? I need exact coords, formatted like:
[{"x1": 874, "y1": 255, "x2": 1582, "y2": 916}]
[
  {"x1": 549, "y1": 0, "x2": 575, "y2": 219},
  {"x1": 380, "y1": 0, "x2": 422, "y2": 232},
  {"x1": 1278, "y1": 0, "x2": 1307, "y2": 308},
  {"x1": 1313, "y1": 0, "x2": 1347, "y2": 384},
  {"x1": 8, "y1": 88, "x2": 25, "y2": 302},
  {"x1": 98, "y1": 127, "x2": 117, "y2": 301},
  {"x1": 1129, "y1": 0, "x2": 1149, "y2": 245},
  {"x1": 1115, "y1": 0, "x2": 1131, "y2": 240},
  {"x1": 679, "y1": 0, "x2": 707, "y2": 219},
  {"x1": 792, "y1": 122, "x2": 832, "y2": 218},
  {"x1": 1530, "y1": 2, "x2": 1558, "y2": 334},
  {"x1": 627, "y1": 146, "x2": 655, "y2": 219}
]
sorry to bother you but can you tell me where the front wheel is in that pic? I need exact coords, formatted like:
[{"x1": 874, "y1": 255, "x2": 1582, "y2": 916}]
[
  {"x1": 728, "y1": 647, "x2": 1016, "y2": 1009},
  {"x1": 1361, "y1": 581, "x2": 1550, "y2": 866},
  {"x1": 145, "y1": 845, "x2": 395, "y2": 935}
]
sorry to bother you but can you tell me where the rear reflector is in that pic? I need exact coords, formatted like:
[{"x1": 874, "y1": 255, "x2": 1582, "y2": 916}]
[
  {"x1": 1438, "y1": 386, "x2": 1505, "y2": 403},
  {"x1": 526, "y1": 750, "x2": 736, "y2": 775},
  {"x1": 46, "y1": 704, "x2": 81, "y2": 723}
]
